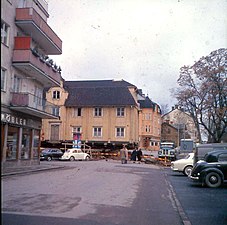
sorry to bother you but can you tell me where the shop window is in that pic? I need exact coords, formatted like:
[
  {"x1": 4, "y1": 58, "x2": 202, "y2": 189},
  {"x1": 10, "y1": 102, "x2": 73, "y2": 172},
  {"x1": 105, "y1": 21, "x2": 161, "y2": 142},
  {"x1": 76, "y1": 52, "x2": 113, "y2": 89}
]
[
  {"x1": 6, "y1": 126, "x2": 19, "y2": 160},
  {"x1": 21, "y1": 128, "x2": 31, "y2": 159},
  {"x1": 33, "y1": 129, "x2": 40, "y2": 159}
]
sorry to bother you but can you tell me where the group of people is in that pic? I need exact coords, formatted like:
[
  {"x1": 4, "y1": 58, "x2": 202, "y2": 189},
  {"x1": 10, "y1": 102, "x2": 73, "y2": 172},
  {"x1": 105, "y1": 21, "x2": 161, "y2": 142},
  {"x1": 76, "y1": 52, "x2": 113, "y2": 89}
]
[{"x1": 120, "y1": 145, "x2": 143, "y2": 164}]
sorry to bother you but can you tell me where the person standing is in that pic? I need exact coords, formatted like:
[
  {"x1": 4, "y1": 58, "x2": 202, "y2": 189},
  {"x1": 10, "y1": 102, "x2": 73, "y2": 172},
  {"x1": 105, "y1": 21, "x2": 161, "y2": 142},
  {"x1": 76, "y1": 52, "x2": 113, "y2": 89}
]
[
  {"x1": 137, "y1": 148, "x2": 143, "y2": 163},
  {"x1": 120, "y1": 145, "x2": 128, "y2": 164},
  {"x1": 131, "y1": 147, "x2": 137, "y2": 163}
]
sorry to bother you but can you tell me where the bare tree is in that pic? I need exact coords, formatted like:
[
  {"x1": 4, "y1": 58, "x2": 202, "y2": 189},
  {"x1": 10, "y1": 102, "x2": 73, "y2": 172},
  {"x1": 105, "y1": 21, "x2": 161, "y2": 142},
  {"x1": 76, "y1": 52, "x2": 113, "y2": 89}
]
[
  {"x1": 173, "y1": 48, "x2": 227, "y2": 143},
  {"x1": 160, "y1": 104, "x2": 169, "y2": 115}
]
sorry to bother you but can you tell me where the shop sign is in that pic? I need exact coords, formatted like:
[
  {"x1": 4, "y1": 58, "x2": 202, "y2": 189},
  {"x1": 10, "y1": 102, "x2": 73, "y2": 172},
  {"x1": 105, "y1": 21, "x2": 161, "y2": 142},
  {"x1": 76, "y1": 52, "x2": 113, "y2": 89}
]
[{"x1": 1, "y1": 112, "x2": 27, "y2": 126}]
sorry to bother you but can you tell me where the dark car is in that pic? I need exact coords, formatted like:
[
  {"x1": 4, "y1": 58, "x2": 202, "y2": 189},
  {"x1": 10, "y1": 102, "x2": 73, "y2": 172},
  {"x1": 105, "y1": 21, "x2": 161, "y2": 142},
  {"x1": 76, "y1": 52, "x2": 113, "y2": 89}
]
[
  {"x1": 40, "y1": 148, "x2": 64, "y2": 161},
  {"x1": 189, "y1": 150, "x2": 227, "y2": 188}
]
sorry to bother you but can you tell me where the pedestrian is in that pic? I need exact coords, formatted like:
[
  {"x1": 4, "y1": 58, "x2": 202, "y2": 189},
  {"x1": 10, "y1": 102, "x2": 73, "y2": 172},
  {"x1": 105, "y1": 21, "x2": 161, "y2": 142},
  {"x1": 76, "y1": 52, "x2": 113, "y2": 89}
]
[
  {"x1": 120, "y1": 145, "x2": 128, "y2": 164},
  {"x1": 131, "y1": 147, "x2": 137, "y2": 163},
  {"x1": 137, "y1": 148, "x2": 143, "y2": 163}
]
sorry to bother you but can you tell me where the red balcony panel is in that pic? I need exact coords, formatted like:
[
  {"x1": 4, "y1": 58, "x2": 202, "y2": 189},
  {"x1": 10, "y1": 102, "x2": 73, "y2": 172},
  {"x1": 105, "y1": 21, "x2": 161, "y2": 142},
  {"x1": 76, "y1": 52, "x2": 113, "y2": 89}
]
[
  {"x1": 14, "y1": 37, "x2": 31, "y2": 50},
  {"x1": 11, "y1": 93, "x2": 29, "y2": 106},
  {"x1": 15, "y1": 8, "x2": 62, "y2": 55},
  {"x1": 12, "y1": 49, "x2": 61, "y2": 87}
]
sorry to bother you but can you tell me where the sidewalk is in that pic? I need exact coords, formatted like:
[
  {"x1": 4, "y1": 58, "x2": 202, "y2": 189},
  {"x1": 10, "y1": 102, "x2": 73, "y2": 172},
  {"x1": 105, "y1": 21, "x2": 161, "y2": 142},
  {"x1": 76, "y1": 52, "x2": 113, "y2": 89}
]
[{"x1": 1, "y1": 164, "x2": 65, "y2": 177}]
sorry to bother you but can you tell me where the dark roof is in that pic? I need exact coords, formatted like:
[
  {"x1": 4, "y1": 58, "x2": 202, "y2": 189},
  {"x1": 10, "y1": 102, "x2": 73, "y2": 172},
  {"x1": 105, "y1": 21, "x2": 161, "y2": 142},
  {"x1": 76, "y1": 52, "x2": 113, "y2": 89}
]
[
  {"x1": 64, "y1": 79, "x2": 135, "y2": 89},
  {"x1": 64, "y1": 80, "x2": 137, "y2": 107},
  {"x1": 138, "y1": 96, "x2": 156, "y2": 109}
]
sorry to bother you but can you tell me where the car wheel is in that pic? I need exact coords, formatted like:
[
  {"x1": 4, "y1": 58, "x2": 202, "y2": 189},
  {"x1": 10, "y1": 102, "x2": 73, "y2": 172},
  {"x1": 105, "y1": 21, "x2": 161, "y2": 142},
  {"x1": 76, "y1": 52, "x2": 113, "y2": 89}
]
[
  {"x1": 85, "y1": 156, "x2": 90, "y2": 161},
  {"x1": 47, "y1": 156, "x2": 52, "y2": 161},
  {"x1": 69, "y1": 156, "x2": 75, "y2": 161},
  {"x1": 183, "y1": 166, "x2": 193, "y2": 176},
  {"x1": 205, "y1": 172, "x2": 222, "y2": 188}
]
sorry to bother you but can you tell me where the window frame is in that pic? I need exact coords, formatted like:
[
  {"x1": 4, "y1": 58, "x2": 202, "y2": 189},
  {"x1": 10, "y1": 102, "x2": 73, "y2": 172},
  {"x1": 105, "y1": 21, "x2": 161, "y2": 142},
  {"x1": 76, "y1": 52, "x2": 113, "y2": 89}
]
[
  {"x1": 94, "y1": 107, "x2": 102, "y2": 117},
  {"x1": 116, "y1": 127, "x2": 125, "y2": 137},
  {"x1": 1, "y1": 20, "x2": 10, "y2": 46},
  {"x1": 1, "y1": 67, "x2": 6, "y2": 91},
  {"x1": 116, "y1": 107, "x2": 125, "y2": 117},
  {"x1": 93, "y1": 127, "x2": 102, "y2": 137},
  {"x1": 52, "y1": 90, "x2": 60, "y2": 99}
]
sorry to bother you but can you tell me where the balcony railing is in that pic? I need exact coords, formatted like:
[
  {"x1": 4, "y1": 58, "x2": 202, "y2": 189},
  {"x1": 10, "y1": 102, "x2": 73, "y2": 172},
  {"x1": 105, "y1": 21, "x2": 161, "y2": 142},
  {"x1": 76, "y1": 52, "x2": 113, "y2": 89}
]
[
  {"x1": 15, "y1": 8, "x2": 62, "y2": 55},
  {"x1": 12, "y1": 46, "x2": 61, "y2": 87},
  {"x1": 10, "y1": 92, "x2": 59, "y2": 119}
]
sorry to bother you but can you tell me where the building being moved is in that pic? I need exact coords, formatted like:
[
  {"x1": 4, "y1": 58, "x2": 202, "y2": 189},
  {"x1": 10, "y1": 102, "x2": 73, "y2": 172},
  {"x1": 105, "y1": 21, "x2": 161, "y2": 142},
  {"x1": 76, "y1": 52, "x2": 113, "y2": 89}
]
[{"x1": 41, "y1": 80, "x2": 162, "y2": 150}]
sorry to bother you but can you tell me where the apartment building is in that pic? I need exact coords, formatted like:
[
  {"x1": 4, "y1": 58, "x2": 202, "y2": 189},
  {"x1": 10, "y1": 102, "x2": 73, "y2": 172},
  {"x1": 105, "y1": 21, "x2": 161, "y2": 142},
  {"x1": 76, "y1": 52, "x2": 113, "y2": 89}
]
[
  {"x1": 1, "y1": 0, "x2": 62, "y2": 167},
  {"x1": 41, "y1": 80, "x2": 162, "y2": 150}
]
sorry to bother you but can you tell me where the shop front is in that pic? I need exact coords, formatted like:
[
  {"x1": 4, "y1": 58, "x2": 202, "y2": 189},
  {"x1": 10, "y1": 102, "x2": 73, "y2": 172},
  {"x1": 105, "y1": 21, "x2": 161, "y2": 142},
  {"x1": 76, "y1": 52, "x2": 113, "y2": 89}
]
[{"x1": 1, "y1": 111, "x2": 41, "y2": 167}]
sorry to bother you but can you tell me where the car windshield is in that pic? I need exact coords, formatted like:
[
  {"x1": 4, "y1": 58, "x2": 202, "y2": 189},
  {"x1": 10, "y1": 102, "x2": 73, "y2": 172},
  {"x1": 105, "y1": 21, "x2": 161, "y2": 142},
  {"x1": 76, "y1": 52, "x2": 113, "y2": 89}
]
[{"x1": 42, "y1": 149, "x2": 50, "y2": 153}]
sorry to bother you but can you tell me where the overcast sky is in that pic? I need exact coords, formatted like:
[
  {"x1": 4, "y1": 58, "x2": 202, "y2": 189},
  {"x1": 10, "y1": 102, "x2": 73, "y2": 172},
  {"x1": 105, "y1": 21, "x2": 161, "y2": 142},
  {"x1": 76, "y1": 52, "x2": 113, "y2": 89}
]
[{"x1": 47, "y1": 0, "x2": 227, "y2": 108}]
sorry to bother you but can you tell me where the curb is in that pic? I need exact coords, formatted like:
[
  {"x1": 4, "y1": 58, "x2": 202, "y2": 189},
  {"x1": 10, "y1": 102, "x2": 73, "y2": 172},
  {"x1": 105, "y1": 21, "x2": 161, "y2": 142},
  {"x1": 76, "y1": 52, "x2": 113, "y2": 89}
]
[{"x1": 1, "y1": 166, "x2": 65, "y2": 177}]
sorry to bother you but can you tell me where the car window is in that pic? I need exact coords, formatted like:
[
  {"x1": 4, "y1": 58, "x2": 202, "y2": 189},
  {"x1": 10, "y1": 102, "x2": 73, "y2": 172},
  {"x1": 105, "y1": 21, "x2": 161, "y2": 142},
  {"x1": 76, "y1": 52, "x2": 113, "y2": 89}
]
[{"x1": 218, "y1": 154, "x2": 227, "y2": 162}]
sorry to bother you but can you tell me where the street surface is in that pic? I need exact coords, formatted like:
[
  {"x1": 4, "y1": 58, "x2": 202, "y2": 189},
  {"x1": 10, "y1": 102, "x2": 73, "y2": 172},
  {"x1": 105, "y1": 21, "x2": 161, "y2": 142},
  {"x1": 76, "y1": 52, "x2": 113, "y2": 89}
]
[{"x1": 2, "y1": 160, "x2": 227, "y2": 225}]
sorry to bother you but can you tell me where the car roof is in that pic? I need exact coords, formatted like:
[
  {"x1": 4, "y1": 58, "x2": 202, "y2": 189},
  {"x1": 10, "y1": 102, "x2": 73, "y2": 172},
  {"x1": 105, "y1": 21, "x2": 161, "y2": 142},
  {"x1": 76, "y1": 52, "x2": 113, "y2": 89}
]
[{"x1": 204, "y1": 150, "x2": 227, "y2": 162}]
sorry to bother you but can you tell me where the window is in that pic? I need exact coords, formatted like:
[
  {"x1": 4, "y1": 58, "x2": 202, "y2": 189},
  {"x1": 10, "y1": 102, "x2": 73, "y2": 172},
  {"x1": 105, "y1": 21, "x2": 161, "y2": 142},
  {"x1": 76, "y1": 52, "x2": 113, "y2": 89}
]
[
  {"x1": 13, "y1": 75, "x2": 21, "y2": 92},
  {"x1": 53, "y1": 90, "x2": 60, "y2": 99},
  {"x1": 94, "y1": 107, "x2": 102, "y2": 117},
  {"x1": 52, "y1": 107, "x2": 59, "y2": 116},
  {"x1": 117, "y1": 107, "x2": 125, "y2": 117},
  {"x1": 34, "y1": 86, "x2": 42, "y2": 107},
  {"x1": 74, "y1": 108, "x2": 82, "y2": 117},
  {"x1": 21, "y1": 128, "x2": 31, "y2": 159},
  {"x1": 1, "y1": 68, "x2": 6, "y2": 91},
  {"x1": 1, "y1": 20, "x2": 9, "y2": 45},
  {"x1": 32, "y1": 129, "x2": 40, "y2": 158},
  {"x1": 72, "y1": 126, "x2": 82, "y2": 134},
  {"x1": 6, "y1": 126, "x2": 19, "y2": 160},
  {"x1": 93, "y1": 127, "x2": 102, "y2": 137},
  {"x1": 116, "y1": 127, "x2": 125, "y2": 137},
  {"x1": 50, "y1": 124, "x2": 59, "y2": 141}
]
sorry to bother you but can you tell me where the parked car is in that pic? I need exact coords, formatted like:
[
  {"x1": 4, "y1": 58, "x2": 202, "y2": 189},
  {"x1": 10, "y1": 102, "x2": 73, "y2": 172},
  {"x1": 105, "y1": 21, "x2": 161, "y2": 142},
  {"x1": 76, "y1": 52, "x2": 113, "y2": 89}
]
[
  {"x1": 171, "y1": 152, "x2": 194, "y2": 176},
  {"x1": 40, "y1": 148, "x2": 64, "y2": 161},
  {"x1": 189, "y1": 150, "x2": 227, "y2": 188},
  {"x1": 60, "y1": 148, "x2": 91, "y2": 161}
]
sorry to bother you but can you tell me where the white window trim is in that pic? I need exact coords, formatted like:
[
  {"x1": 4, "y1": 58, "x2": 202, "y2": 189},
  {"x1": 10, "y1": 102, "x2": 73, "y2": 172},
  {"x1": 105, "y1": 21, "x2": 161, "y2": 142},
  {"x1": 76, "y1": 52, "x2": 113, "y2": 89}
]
[
  {"x1": 93, "y1": 127, "x2": 102, "y2": 137},
  {"x1": 1, "y1": 20, "x2": 10, "y2": 46},
  {"x1": 115, "y1": 127, "x2": 125, "y2": 138},
  {"x1": 94, "y1": 107, "x2": 103, "y2": 117},
  {"x1": 116, "y1": 107, "x2": 125, "y2": 117}
]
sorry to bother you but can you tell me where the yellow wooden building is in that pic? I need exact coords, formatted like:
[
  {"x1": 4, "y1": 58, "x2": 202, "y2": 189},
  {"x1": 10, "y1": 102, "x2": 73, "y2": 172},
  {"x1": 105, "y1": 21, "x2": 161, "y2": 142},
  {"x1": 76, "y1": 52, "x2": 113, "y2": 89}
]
[{"x1": 42, "y1": 80, "x2": 161, "y2": 150}]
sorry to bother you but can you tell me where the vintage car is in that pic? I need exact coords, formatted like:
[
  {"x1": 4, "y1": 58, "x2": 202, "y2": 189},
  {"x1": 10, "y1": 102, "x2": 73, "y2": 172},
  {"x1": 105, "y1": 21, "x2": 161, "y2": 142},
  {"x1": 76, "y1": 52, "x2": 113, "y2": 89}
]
[
  {"x1": 40, "y1": 148, "x2": 64, "y2": 161},
  {"x1": 171, "y1": 152, "x2": 194, "y2": 176},
  {"x1": 60, "y1": 148, "x2": 91, "y2": 161},
  {"x1": 189, "y1": 150, "x2": 227, "y2": 188}
]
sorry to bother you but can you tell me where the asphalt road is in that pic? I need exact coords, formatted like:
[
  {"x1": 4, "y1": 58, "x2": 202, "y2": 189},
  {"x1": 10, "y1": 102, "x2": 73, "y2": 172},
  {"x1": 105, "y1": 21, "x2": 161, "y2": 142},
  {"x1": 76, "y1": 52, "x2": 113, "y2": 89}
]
[
  {"x1": 2, "y1": 160, "x2": 182, "y2": 225},
  {"x1": 2, "y1": 160, "x2": 227, "y2": 225},
  {"x1": 166, "y1": 168, "x2": 227, "y2": 225}
]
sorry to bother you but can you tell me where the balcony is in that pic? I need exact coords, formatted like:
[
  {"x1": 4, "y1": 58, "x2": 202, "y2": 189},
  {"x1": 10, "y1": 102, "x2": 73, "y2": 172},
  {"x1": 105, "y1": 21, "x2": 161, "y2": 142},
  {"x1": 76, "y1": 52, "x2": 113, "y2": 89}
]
[
  {"x1": 10, "y1": 92, "x2": 59, "y2": 119},
  {"x1": 13, "y1": 37, "x2": 61, "y2": 87},
  {"x1": 15, "y1": 8, "x2": 62, "y2": 55}
]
